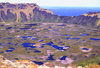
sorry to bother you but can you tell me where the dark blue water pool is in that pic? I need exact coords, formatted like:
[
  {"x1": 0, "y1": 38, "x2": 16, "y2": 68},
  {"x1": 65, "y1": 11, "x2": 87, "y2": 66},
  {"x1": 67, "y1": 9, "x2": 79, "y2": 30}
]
[
  {"x1": 65, "y1": 46, "x2": 71, "y2": 48},
  {"x1": 66, "y1": 37, "x2": 80, "y2": 40},
  {"x1": 20, "y1": 36, "x2": 28, "y2": 40},
  {"x1": 47, "y1": 41, "x2": 65, "y2": 50},
  {"x1": 32, "y1": 38, "x2": 38, "y2": 40},
  {"x1": 40, "y1": 44, "x2": 45, "y2": 48},
  {"x1": 33, "y1": 61, "x2": 43, "y2": 65},
  {"x1": 58, "y1": 25, "x2": 66, "y2": 26},
  {"x1": 7, "y1": 42, "x2": 12, "y2": 45},
  {"x1": 5, "y1": 37, "x2": 13, "y2": 39},
  {"x1": 80, "y1": 34, "x2": 88, "y2": 36},
  {"x1": 6, "y1": 27, "x2": 12, "y2": 29},
  {"x1": 60, "y1": 34, "x2": 70, "y2": 36},
  {"x1": 22, "y1": 43, "x2": 36, "y2": 48},
  {"x1": 46, "y1": 41, "x2": 54, "y2": 45},
  {"x1": 27, "y1": 36, "x2": 32, "y2": 38},
  {"x1": 90, "y1": 38, "x2": 100, "y2": 41},
  {"x1": 60, "y1": 56, "x2": 67, "y2": 60},
  {"x1": 51, "y1": 45, "x2": 64, "y2": 50},
  {"x1": 82, "y1": 48, "x2": 89, "y2": 50},
  {"x1": 20, "y1": 28, "x2": 30, "y2": 30},
  {"x1": 6, "y1": 50, "x2": 14, "y2": 52},
  {"x1": 53, "y1": 29, "x2": 59, "y2": 31},
  {"x1": 34, "y1": 50, "x2": 41, "y2": 53},
  {"x1": 0, "y1": 52, "x2": 4, "y2": 53},
  {"x1": 0, "y1": 43, "x2": 2, "y2": 45},
  {"x1": 9, "y1": 47, "x2": 15, "y2": 50},
  {"x1": 47, "y1": 55, "x2": 55, "y2": 60},
  {"x1": 66, "y1": 37, "x2": 70, "y2": 40},
  {"x1": 39, "y1": 40, "x2": 44, "y2": 42}
]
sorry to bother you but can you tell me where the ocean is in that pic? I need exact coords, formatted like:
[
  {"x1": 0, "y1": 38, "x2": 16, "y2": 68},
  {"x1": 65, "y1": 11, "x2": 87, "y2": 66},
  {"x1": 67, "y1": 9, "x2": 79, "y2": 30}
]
[{"x1": 41, "y1": 7, "x2": 100, "y2": 16}]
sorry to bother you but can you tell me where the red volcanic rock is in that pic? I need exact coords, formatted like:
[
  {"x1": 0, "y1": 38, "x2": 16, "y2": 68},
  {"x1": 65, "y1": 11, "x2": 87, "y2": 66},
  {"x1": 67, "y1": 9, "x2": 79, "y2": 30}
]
[{"x1": 44, "y1": 62, "x2": 55, "y2": 67}]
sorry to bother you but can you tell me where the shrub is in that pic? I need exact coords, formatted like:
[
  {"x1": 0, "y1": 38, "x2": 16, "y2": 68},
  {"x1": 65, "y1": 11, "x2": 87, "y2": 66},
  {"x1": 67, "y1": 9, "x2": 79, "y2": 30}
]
[
  {"x1": 76, "y1": 62, "x2": 87, "y2": 67},
  {"x1": 96, "y1": 19, "x2": 100, "y2": 26},
  {"x1": 96, "y1": 56, "x2": 100, "y2": 60},
  {"x1": 18, "y1": 18, "x2": 23, "y2": 23},
  {"x1": 7, "y1": 18, "x2": 14, "y2": 23},
  {"x1": 56, "y1": 17, "x2": 60, "y2": 23},
  {"x1": 87, "y1": 23, "x2": 91, "y2": 27}
]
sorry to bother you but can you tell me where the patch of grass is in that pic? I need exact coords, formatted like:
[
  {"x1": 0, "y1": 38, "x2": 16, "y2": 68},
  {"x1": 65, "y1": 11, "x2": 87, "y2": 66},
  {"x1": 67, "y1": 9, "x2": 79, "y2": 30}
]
[
  {"x1": 75, "y1": 58, "x2": 100, "y2": 67},
  {"x1": 96, "y1": 56, "x2": 100, "y2": 60},
  {"x1": 53, "y1": 51, "x2": 69, "y2": 59},
  {"x1": 76, "y1": 62, "x2": 87, "y2": 67}
]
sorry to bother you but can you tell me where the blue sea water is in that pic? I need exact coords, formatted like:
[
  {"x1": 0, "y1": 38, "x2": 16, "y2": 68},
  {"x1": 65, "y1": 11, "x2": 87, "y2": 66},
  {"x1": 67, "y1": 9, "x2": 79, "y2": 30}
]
[{"x1": 41, "y1": 7, "x2": 100, "y2": 16}]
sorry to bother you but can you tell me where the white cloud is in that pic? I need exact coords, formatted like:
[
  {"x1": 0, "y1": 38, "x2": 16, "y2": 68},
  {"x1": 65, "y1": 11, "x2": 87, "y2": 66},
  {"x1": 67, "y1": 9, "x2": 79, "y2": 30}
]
[{"x1": 0, "y1": 0, "x2": 100, "y2": 7}]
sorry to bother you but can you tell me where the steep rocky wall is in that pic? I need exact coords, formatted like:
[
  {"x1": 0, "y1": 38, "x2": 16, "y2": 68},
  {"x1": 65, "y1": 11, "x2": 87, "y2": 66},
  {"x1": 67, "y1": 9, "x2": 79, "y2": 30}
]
[
  {"x1": 83, "y1": 12, "x2": 100, "y2": 26},
  {"x1": 0, "y1": 3, "x2": 53, "y2": 22},
  {"x1": 83, "y1": 12, "x2": 100, "y2": 18},
  {"x1": 0, "y1": 3, "x2": 99, "y2": 27}
]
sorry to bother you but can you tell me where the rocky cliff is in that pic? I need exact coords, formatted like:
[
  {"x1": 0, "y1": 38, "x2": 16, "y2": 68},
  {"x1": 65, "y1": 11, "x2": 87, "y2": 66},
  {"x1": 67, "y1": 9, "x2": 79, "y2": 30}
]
[
  {"x1": 0, "y1": 3, "x2": 53, "y2": 23},
  {"x1": 83, "y1": 12, "x2": 100, "y2": 26},
  {"x1": 83, "y1": 12, "x2": 100, "y2": 18},
  {"x1": 0, "y1": 3, "x2": 99, "y2": 27}
]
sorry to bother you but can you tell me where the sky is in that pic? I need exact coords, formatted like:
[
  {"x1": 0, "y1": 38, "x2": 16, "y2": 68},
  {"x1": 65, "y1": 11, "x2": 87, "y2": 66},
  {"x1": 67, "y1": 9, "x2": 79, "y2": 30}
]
[{"x1": 0, "y1": 0, "x2": 100, "y2": 7}]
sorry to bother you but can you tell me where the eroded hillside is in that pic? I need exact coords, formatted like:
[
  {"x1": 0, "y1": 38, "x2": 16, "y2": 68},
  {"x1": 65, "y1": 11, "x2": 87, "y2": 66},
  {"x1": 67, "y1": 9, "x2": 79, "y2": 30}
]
[
  {"x1": 0, "y1": 3, "x2": 53, "y2": 22},
  {"x1": 83, "y1": 12, "x2": 100, "y2": 26},
  {"x1": 0, "y1": 3, "x2": 99, "y2": 27}
]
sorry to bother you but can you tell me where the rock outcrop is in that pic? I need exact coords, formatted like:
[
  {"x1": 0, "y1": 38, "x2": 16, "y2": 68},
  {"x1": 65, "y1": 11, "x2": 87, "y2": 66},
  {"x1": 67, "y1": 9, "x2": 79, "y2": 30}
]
[
  {"x1": 0, "y1": 3, "x2": 99, "y2": 27},
  {"x1": 0, "y1": 54, "x2": 100, "y2": 68},
  {"x1": 0, "y1": 55, "x2": 39, "y2": 68},
  {"x1": 0, "y1": 3, "x2": 53, "y2": 23},
  {"x1": 83, "y1": 12, "x2": 100, "y2": 18},
  {"x1": 83, "y1": 12, "x2": 100, "y2": 26}
]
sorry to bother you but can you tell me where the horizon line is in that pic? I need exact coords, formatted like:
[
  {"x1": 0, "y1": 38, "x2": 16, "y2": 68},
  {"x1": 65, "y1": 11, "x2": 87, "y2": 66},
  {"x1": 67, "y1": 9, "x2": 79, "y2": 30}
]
[{"x1": 0, "y1": 2, "x2": 100, "y2": 8}]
